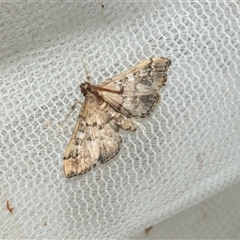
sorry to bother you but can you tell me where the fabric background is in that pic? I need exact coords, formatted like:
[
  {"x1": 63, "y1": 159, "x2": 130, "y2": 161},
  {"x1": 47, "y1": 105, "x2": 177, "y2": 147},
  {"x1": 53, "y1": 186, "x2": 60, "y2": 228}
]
[
  {"x1": 1, "y1": 2, "x2": 239, "y2": 238},
  {"x1": 130, "y1": 182, "x2": 240, "y2": 239}
]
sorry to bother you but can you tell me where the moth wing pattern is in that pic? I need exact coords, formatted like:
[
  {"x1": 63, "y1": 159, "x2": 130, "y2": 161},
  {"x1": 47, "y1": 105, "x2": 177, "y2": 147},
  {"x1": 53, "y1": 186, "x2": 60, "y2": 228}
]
[
  {"x1": 63, "y1": 102, "x2": 122, "y2": 177},
  {"x1": 98, "y1": 57, "x2": 171, "y2": 118}
]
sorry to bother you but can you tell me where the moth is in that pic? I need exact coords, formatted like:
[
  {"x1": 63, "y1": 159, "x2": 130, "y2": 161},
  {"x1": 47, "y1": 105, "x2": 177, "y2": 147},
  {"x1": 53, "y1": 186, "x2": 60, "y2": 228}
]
[{"x1": 63, "y1": 57, "x2": 171, "y2": 177}]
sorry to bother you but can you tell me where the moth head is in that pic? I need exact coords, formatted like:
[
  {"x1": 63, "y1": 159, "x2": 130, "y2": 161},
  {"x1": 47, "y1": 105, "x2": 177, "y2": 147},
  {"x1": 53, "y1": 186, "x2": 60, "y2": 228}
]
[{"x1": 80, "y1": 82, "x2": 91, "y2": 96}]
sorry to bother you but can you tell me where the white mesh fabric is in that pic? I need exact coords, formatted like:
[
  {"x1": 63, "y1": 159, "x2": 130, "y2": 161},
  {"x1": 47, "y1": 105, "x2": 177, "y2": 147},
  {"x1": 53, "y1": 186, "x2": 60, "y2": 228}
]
[
  {"x1": 0, "y1": 2, "x2": 240, "y2": 239},
  {"x1": 130, "y1": 182, "x2": 240, "y2": 239}
]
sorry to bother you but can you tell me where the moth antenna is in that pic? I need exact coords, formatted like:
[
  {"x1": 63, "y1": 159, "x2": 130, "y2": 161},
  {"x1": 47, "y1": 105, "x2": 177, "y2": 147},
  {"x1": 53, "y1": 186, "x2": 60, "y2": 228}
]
[
  {"x1": 56, "y1": 101, "x2": 84, "y2": 131},
  {"x1": 82, "y1": 57, "x2": 91, "y2": 83}
]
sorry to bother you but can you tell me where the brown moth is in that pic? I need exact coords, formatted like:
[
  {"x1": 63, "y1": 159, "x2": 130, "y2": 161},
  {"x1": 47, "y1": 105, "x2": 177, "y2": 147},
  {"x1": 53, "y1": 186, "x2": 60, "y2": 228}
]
[{"x1": 63, "y1": 57, "x2": 171, "y2": 177}]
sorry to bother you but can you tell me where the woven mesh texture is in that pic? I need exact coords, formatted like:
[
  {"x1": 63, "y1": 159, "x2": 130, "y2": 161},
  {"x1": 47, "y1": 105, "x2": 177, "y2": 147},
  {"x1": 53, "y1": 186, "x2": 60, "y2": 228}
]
[
  {"x1": 130, "y1": 182, "x2": 240, "y2": 239},
  {"x1": 1, "y1": 2, "x2": 240, "y2": 239}
]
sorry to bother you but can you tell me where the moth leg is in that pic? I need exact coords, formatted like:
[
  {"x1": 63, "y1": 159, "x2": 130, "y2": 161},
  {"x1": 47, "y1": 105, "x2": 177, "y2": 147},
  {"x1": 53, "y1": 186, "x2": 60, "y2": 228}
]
[
  {"x1": 56, "y1": 101, "x2": 84, "y2": 130},
  {"x1": 133, "y1": 119, "x2": 146, "y2": 136}
]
